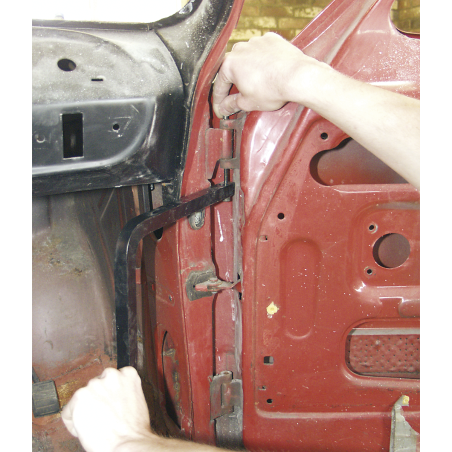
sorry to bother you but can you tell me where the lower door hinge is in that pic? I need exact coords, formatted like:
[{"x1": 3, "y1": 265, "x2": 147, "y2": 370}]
[{"x1": 210, "y1": 371, "x2": 243, "y2": 420}]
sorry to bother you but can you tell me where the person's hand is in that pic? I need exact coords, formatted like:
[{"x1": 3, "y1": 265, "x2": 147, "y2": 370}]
[
  {"x1": 212, "y1": 32, "x2": 317, "y2": 118},
  {"x1": 61, "y1": 366, "x2": 155, "y2": 452}
]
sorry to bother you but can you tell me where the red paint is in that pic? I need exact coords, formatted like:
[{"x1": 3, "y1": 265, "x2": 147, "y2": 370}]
[
  {"x1": 33, "y1": 0, "x2": 420, "y2": 450},
  {"x1": 158, "y1": 0, "x2": 420, "y2": 449},
  {"x1": 151, "y1": 0, "x2": 246, "y2": 444},
  {"x1": 236, "y1": 0, "x2": 419, "y2": 450}
]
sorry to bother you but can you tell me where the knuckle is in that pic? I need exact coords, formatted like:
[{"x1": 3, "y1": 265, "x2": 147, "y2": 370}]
[
  {"x1": 72, "y1": 385, "x2": 89, "y2": 403},
  {"x1": 100, "y1": 367, "x2": 118, "y2": 380},
  {"x1": 120, "y1": 366, "x2": 139, "y2": 379}
]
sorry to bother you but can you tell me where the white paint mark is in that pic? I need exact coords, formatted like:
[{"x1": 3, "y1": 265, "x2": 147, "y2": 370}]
[{"x1": 216, "y1": 210, "x2": 224, "y2": 242}]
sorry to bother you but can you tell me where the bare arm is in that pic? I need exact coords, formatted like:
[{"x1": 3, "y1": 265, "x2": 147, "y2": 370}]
[
  {"x1": 62, "y1": 367, "x2": 225, "y2": 452},
  {"x1": 212, "y1": 33, "x2": 420, "y2": 190},
  {"x1": 116, "y1": 437, "x2": 227, "y2": 452}
]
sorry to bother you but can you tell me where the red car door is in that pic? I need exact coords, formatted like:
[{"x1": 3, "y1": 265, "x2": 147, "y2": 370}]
[
  {"x1": 237, "y1": 0, "x2": 420, "y2": 450},
  {"x1": 32, "y1": 1, "x2": 419, "y2": 451},
  {"x1": 173, "y1": 0, "x2": 420, "y2": 449}
]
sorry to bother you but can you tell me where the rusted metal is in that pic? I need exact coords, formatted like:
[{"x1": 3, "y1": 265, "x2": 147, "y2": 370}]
[
  {"x1": 389, "y1": 396, "x2": 420, "y2": 452},
  {"x1": 194, "y1": 277, "x2": 236, "y2": 293},
  {"x1": 210, "y1": 371, "x2": 243, "y2": 420},
  {"x1": 209, "y1": 113, "x2": 247, "y2": 448},
  {"x1": 185, "y1": 269, "x2": 217, "y2": 301},
  {"x1": 162, "y1": 333, "x2": 183, "y2": 429}
]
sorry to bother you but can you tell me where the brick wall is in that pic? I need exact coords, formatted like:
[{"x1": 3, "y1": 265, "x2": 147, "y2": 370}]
[
  {"x1": 227, "y1": 0, "x2": 332, "y2": 51},
  {"x1": 391, "y1": 0, "x2": 420, "y2": 33},
  {"x1": 227, "y1": 0, "x2": 419, "y2": 51}
]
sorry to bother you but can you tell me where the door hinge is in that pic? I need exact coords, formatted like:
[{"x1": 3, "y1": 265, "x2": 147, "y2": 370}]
[
  {"x1": 205, "y1": 128, "x2": 234, "y2": 181},
  {"x1": 210, "y1": 371, "x2": 243, "y2": 420}
]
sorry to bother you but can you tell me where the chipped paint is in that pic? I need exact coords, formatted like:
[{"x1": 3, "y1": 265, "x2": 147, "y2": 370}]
[
  {"x1": 266, "y1": 302, "x2": 279, "y2": 317},
  {"x1": 216, "y1": 209, "x2": 224, "y2": 242}
]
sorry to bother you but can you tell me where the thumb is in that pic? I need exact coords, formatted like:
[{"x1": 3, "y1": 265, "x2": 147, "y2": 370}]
[
  {"x1": 216, "y1": 93, "x2": 243, "y2": 118},
  {"x1": 61, "y1": 404, "x2": 79, "y2": 437}
]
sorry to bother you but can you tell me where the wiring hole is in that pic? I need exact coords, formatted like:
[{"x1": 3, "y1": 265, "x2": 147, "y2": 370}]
[
  {"x1": 58, "y1": 58, "x2": 76, "y2": 72},
  {"x1": 373, "y1": 233, "x2": 410, "y2": 268}
]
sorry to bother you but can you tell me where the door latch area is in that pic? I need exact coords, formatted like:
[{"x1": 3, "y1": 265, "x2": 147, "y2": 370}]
[
  {"x1": 186, "y1": 270, "x2": 237, "y2": 301},
  {"x1": 194, "y1": 277, "x2": 237, "y2": 293}
]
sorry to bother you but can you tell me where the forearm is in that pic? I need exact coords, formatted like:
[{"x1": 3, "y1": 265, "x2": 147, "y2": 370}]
[
  {"x1": 290, "y1": 61, "x2": 420, "y2": 189},
  {"x1": 212, "y1": 33, "x2": 419, "y2": 189},
  {"x1": 115, "y1": 434, "x2": 228, "y2": 452},
  {"x1": 63, "y1": 367, "x2": 233, "y2": 452}
]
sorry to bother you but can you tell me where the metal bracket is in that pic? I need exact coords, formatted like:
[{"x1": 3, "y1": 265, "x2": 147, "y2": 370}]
[
  {"x1": 219, "y1": 157, "x2": 239, "y2": 170},
  {"x1": 195, "y1": 277, "x2": 236, "y2": 293},
  {"x1": 186, "y1": 270, "x2": 238, "y2": 301},
  {"x1": 114, "y1": 182, "x2": 235, "y2": 369},
  {"x1": 210, "y1": 371, "x2": 243, "y2": 420},
  {"x1": 389, "y1": 395, "x2": 420, "y2": 452},
  {"x1": 185, "y1": 269, "x2": 217, "y2": 301}
]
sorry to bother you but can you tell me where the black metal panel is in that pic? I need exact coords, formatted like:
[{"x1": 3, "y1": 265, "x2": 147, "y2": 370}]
[
  {"x1": 32, "y1": 27, "x2": 184, "y2": 196},
  {"x1": 33, "y1": 98, "x2": 153, "y2": 168},
  {"x1": 32, "y1": 0, "x2": 237, "y2": 199}
]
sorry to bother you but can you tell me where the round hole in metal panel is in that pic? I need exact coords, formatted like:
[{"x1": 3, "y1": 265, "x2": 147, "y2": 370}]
[
  {"x1": 320, "y1": 132, "x2": 328, "y2": 140},
  {"x1": 112, "y1": 123, "x2": 120, "y2": 131},
  {"x1": 365, "y1": 267, "x2": 374, "y2": 276},
  {"x1": 57, "y1": 58, "x2": 77, "y2": 71},
  {"x1": 35, "y1": 133, "x2": 46, "y2": 143},
  {"x1": 368, "y1": 223, "x2": 377, "y2": 233},
  {"x1": 373, "y1": 233, "x2": 410, "y2": 268},
  {"x1": 277, "y1": 213, "x2": 285, "y2": 220}
]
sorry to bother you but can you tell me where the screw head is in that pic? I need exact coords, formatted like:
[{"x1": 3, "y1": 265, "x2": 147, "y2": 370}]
[{"x1": 188, "y1": 210, "x2": 205, "y2": 230}]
